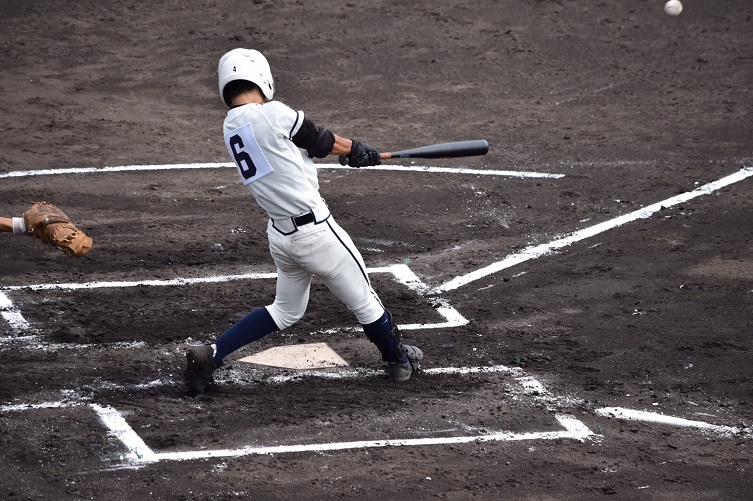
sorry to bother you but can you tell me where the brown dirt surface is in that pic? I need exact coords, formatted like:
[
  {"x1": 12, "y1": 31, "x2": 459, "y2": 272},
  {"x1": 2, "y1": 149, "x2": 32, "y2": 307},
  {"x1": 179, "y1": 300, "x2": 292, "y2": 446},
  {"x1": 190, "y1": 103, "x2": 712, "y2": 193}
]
[{"x1": 1, "y1": 0, "x2": 752, "y2": 499}]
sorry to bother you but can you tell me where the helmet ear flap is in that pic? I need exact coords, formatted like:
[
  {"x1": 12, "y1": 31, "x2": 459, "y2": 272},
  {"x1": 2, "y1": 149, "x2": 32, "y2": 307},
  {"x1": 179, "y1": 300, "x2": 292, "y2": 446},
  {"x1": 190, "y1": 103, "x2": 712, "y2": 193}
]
[{"x1": 218, "y1": 49, "x2": 275, "y2": 105}]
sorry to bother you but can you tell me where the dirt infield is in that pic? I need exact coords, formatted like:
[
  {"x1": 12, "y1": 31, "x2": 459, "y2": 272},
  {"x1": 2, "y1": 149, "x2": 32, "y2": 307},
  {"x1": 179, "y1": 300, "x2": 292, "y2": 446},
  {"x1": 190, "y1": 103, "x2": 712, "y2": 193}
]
[{"x1": 1, "y1": 0, "x2": 752, "y2": 499}]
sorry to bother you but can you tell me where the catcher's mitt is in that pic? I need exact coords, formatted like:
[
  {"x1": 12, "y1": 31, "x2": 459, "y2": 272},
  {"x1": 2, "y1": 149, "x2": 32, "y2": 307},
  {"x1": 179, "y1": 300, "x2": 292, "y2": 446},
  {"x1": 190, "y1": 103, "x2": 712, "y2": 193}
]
[{"x1": 23, "y1": 201, "x2": 93, "y2": 257}]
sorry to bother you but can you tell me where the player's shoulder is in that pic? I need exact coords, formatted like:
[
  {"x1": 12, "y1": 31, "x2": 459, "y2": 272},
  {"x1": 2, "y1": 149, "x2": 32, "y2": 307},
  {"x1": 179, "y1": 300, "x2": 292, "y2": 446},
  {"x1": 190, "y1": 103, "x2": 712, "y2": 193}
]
[
  {"x1": 262, "y1": 100, "x2": 297, "y2": 115},
  {"x1": 261, "y1": 101, "x2": 304, "y2": 133}
]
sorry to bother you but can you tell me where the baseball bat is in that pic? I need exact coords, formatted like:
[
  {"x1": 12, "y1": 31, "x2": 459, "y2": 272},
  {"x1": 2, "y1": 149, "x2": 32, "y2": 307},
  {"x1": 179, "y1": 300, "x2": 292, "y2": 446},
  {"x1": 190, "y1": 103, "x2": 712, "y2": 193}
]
[
  {"x1": 338, "y1": 139, "x2": 489, "y2": 165},
  {"x1": 381, "y1": 139, "x2": 489, "y2": 160}
]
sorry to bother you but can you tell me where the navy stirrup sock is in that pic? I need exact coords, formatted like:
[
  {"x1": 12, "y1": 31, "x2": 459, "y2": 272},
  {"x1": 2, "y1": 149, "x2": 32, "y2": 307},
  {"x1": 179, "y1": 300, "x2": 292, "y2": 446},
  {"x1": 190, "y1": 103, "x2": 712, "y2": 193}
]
[
  {"x1": 362, "y1": 311, "x2": 402, "y2": 363},
  {"x1": 213, "y1": 307, "x2": 279, "y2": 365}
]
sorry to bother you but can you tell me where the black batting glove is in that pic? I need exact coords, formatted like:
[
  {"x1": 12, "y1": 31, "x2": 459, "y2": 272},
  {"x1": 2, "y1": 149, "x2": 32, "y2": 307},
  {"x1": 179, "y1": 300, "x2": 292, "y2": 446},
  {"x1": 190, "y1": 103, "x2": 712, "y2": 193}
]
[{"x1": 338, "y1": 139, "x2": 381, "y2": 168}]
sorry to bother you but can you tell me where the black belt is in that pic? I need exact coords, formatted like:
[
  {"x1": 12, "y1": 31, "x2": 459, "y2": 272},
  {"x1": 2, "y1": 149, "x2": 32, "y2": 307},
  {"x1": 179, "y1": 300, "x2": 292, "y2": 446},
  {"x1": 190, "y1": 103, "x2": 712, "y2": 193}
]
[{"x1": 292, "y1": 212, "x2": 315, "y2": 227}]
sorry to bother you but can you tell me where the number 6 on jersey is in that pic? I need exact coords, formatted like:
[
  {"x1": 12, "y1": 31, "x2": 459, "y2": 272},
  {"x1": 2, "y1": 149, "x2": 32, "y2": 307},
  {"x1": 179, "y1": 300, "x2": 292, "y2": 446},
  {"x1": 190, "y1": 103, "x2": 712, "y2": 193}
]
[{"x1": 224, "y1": 124, "x2": 274, "y2": 185}]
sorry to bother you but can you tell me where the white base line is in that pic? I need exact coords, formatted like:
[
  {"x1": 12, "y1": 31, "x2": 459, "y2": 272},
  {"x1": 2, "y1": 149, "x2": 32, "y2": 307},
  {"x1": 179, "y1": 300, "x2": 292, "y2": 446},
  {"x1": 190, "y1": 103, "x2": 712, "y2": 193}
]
[
  {"x1": 142, "y1": 414, "x2": 593, "y2": 464},
  {"x1": 4, "y1": 164, "x2": 750, "y2": 466},
  {"x1": 437, "y1": 166, "x2": 753, "y2": 292},
  {"x1": 0, "y1": 272, "x2": 278, "y2": 291},
  {"x1": 5, "y1": 363, "x2": 750, "y2": 469},
  {"x1": 595, "y1": 407, "x2": 753, "y2": 438},
  {"x1": 90, "y1": 404, "x2": 157, "y2": 462},
  {"x1": 0, "y1": 162, "x2": 563, "y2": 179},
  {"x1": 0, "y1": 292, "x2": 30, "y2": 331},
  {"x1": 88, "y1": 405, "x2": 594, "y2": 465},
  {"x1": 0, "y1": 265, "x2": 468, "y2": 334},
  {"x1": 3, "y1": 365, "x2": 595, "y2": 466}
]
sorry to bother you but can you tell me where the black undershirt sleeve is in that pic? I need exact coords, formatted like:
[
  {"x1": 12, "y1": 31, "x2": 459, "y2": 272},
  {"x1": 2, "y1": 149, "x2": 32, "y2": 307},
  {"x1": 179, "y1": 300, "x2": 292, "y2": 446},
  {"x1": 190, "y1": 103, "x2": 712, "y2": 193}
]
[{"x1": 291, "y1": 118, "x2": 335, "y2": 158}]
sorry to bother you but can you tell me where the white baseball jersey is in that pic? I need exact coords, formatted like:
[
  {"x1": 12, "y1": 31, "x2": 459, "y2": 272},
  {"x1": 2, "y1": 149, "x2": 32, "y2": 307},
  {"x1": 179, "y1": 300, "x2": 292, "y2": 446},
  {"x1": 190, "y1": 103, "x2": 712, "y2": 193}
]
[
  {"x1": 223, "y1": 101, "x2": 325, "y2": 220},
  {"x1": 222, "y1": 99, "x2": 386, "y2": 328}
]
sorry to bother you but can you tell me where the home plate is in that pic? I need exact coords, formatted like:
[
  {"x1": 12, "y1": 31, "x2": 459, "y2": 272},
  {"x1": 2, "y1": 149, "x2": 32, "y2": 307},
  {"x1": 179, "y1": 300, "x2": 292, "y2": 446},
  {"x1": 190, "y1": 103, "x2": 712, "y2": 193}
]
[{"x1": 238, "y1": 342, "x2": 349, "y2": 369}]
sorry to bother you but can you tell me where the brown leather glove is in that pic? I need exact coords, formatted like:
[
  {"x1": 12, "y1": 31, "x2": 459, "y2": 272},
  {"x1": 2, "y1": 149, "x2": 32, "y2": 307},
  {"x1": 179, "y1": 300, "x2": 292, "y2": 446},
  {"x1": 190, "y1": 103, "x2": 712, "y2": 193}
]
[{"x1": 23, "y1": 201, "x2": 93, "y2": 256}]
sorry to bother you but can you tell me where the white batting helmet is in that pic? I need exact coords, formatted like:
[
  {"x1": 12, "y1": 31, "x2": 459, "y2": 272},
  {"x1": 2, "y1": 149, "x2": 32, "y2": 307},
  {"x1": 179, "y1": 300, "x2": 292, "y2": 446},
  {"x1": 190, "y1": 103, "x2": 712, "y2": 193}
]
[{"x1": 218, "y1": 48, "x2": 275, "y2": 105}]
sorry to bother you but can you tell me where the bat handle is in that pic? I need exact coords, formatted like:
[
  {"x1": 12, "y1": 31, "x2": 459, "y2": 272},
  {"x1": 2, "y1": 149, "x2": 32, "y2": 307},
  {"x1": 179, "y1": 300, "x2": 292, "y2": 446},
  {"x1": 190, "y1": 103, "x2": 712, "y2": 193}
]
[{"x1": 379, "y1": 152, "x2": 392, "y2": 160}]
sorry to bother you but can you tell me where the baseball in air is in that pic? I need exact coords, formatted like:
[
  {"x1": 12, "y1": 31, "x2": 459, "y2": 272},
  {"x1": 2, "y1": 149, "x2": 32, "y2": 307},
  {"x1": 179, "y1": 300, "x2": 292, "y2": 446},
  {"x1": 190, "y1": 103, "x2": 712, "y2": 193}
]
[{"x1": 664, "y1": 0, "x2": 683, "y2": 16}]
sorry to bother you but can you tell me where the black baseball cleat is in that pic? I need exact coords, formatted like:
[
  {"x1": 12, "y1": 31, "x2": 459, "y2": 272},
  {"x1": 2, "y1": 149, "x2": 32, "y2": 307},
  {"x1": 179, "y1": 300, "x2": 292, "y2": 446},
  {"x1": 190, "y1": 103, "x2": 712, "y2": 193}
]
[
  {"x1": 388, "y1": 345, "x2": 423, "y2": 382},
  {"x1": 184, "y1": 345, "x2": 218, "y2": 396}
]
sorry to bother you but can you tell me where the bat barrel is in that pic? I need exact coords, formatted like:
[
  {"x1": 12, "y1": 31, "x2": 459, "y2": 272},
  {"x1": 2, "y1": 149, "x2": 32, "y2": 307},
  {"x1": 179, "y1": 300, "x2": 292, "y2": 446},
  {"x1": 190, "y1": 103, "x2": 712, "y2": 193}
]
[{"x1": 386, "y1": 139, "x2": 489, "y2": 159}]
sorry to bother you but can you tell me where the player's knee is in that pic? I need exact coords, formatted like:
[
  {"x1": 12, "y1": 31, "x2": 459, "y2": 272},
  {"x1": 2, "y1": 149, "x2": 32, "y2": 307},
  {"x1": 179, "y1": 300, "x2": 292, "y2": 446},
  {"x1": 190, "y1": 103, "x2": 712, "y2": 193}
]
[{"x1": 267, "y1": 303, "x2": 305, "y2": 329}]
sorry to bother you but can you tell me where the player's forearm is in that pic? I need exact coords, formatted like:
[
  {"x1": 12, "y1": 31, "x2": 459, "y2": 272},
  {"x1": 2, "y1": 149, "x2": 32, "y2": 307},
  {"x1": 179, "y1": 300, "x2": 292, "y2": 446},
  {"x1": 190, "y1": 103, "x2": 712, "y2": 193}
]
[
  {"x1": 0, "y1": 216, "x2": 30, "y2": 235},
  {"x1": 331, "y1": 134, "x2": 353, "y2": 156}
]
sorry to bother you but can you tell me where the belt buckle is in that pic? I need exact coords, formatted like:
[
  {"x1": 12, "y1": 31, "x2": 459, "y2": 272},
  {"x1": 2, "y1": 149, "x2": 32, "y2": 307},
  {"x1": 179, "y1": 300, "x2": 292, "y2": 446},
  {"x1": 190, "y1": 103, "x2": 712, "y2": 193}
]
[{"x1": 292, "y1": 211, "x2": 313, "y2": 228}]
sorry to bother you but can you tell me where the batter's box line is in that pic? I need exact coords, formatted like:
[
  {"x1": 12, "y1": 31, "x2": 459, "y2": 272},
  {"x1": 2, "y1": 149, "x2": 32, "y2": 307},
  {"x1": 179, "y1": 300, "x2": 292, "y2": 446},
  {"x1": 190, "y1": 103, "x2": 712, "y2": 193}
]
[
  {"x1": 0, "y1": 292, "x2": 31, "y2": 333},
  {"x1": 94, "y1": 407, "x2": 595, "y2": 468},
  {"x1": 3, "y1": 364, "x2": 750, "y2": 470},
  {"x1": 0, "y1": 365, "x2": 599, "y2": 469},
  {"x1": 594, "y1": 407, "x2": 753, "y2": 439},
  {"x1": 88, "y1": 367, "x2": 598, "y2": 467},
  {"x1": 0, "y1": 265, "x2": 467, "y2": 338}
]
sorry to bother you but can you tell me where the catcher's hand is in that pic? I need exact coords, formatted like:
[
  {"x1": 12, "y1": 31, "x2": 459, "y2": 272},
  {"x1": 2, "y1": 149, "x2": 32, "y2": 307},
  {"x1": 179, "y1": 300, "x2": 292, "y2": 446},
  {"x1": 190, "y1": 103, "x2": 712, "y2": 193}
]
[{"x1": 23, "y1": 201, "x2": 93, "y2": 257}]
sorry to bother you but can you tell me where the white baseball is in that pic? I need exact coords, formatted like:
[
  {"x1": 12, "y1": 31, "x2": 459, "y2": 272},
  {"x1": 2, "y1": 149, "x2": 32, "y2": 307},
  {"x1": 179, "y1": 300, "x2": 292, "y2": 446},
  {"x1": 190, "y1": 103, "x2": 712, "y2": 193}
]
[{"x1": 664, "y1": 0, "x2": 683, "y2": 16}]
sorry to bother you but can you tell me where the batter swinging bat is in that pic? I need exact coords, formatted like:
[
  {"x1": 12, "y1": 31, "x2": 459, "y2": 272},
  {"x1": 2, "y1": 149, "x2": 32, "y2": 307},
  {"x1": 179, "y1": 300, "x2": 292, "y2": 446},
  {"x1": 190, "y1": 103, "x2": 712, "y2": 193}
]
[{"x1": 338, "y1": 139, "x2": 489, "y2": 165}]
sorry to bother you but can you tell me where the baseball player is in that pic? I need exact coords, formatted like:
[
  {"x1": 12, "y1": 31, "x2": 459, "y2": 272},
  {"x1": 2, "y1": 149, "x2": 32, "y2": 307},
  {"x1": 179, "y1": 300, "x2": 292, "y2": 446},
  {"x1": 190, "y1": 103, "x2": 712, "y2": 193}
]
[
  {"x1": 184, "y1": 48, "x2": 423, "y2": 396},
  {"x1": 1, "y1": 202, "x2": 92, "y2": 256}
]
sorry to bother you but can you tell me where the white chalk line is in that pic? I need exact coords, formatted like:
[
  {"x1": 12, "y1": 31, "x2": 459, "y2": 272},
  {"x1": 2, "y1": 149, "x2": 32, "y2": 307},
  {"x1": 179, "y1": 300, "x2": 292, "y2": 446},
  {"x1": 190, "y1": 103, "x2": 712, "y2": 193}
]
[
  {"x1": 0, "y1": 162, "x2": 563, "y2": 179},
  {"x1": 4, "y1": 361, "x2": 748, "y2": 444},
  {"x1": 437, "y1": 166, "x2": 753, "y2": 292},
  {"x1": 594, "y1": 407, "x2": 752, "y2": 438},
  {"x1": 0, "y1": 265, "x2": 468, "y2": 337},
  {"x1": 142, "y1": 415, "x2": 593, "y2": 464},
  {"x1": 88, "y1": 407, "x2": 593, "y2": 466},
  {"x1": 0, "y1": 292, "x2": 30, "y2": 331},
  {"x1": 5, "y1": 361, "x2": 749, "y2": 468},
  {"x1": 0, "y1": 272, "x2": 278, "y2": 292},
  {"x1": 2, "y1": 165, "x2": 750, "y2": 467},
  {"x1": 90, "y1": 404, "x2": 158, "y2": 462},
  {"x1": 0, "y1": 365, "x2": 598, "y2": 466},
  {"x1": 0, "y1": 365, "x2": 526, "y2": 414}
]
